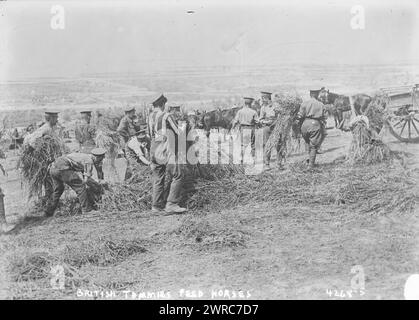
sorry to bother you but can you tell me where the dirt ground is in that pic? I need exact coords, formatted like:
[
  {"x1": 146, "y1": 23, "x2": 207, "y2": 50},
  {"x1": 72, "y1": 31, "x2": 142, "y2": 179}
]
[{"x1": 1, "y1": 122, "x2": 419, "y2": 300}]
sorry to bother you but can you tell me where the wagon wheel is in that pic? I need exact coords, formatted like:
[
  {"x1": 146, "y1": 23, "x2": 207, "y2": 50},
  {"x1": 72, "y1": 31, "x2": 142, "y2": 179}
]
[{"x1": 386, "y1": 105, "x2": 419, "y2": 143}]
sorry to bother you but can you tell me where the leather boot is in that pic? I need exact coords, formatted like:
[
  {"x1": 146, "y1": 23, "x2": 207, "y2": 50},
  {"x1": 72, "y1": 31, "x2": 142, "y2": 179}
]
[{"x1": 309, "y1": 148, "x2": 317, "y2": 168}]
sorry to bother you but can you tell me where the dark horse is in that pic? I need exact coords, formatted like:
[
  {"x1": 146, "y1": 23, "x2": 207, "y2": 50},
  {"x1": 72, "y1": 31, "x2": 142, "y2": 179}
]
[
  {"x1": 319, "y1": 90, "x2": 372, "y2": 128},
  {"x1": 197, "y1": 107, "x2": 240, "y2": 137}
]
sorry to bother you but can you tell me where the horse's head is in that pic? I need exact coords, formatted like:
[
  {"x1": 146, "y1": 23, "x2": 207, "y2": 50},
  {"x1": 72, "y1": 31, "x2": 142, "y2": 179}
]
[{"x1": 317, "y1": 88, "x2": 329, "y2": 104}]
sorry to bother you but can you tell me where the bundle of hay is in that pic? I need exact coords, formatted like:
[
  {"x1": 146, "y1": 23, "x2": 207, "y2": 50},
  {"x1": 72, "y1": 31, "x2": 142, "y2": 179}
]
[
  {"x1": 99, "y1": 165, "x2": 152, "y2": 212},
  {"x1": 95, "y1": 128, "x2": 122, "y2": 159},
  {"x1": 363, "y1": 94, "x2": 388, "y2": 134},
  {"x1": 347, "y1": 119, "x2": 392, "y2": 165},
  {"x1": 172, "y1": 217, "x2": 249, "y2": 249},
  {"x1": 100, "y1": 158, "x2": 417, "y2": 215},
  {"x1": 8, "y1": 251, "x2": 54, "y2": 282},
  {"x1": 63, "y1": 238, "x2": 147, "y2": 268},
  {"x1": 18, "y1": 135, "x2": 68, "y2": 199},
  {"x1": 99, "y1": 131, "x2": 245, "y2": 212},
  {"x1": 265, "y1": 93, "x2": 303, "y2": 158}
]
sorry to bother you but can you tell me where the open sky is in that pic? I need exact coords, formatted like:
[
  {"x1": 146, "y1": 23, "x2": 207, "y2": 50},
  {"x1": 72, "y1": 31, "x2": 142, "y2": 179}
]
[{"x1": 0, "y1": 0, "x2": 418, "y2": 80}]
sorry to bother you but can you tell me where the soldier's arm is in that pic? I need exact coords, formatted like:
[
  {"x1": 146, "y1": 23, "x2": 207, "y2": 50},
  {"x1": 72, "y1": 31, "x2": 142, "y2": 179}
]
[
  {"x1": 116, "y1": 118, "x2": 129, "y2": 141},
  {"x1": 231, "y1": 111, "x2": 240, "y2": 128},
  {"x1": 166, "y1": 114, "x2": 180, "y2": 135},
  {"x1": 133, "y1": 120, "x2": 142, "y2": 132},
  {"x1": 295, "y1": 103, "x2": 306, "y2": 125},
  {"x1": 74, "y1": 125, "x2": 83, "y2": 143},
  {"x1": 95, "y1": 162, "x2": 104, "y2": 180},
  {"x1": 137, "y1": 147, "x2": 150, "y2": 166},
  {"x1": 259, "y1": 107, "x2": 265, "y2": 120},
  {"x1": 82, "y1": 162, "x2": 94, "y2": 183},
  {"x1": 88, "y1": 125, "x2": 96, "y2": 138},
  {"x1": 148, "y1": 117, "x2": 153, "y2": 137},
  {"x1": 253, "y1": 110, "x2": 259, "y2": 124},
  {"x1": 319, "y1": 102, "x2": 327, "y2": 124}
]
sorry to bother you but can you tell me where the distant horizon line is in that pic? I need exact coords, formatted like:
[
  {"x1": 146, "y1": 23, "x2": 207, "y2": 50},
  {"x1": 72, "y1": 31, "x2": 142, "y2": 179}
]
[{"x1": 2, "y1": 61, "x2": 419, "y2": 83}]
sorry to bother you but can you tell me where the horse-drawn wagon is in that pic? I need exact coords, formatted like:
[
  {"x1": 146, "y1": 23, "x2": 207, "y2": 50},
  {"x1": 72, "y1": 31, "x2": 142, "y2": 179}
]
[{"x1": 380, "y1": 84, "x2": 419, "y2": 143}]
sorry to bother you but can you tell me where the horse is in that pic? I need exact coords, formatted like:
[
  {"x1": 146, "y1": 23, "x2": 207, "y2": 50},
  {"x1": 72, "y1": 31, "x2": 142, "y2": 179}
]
[
  {"x1": 320, "y1": 90, "x2": 372, "y2": 128},
  {"x1": 197, "y1": 107, "x2": 240, "y2": 138}
]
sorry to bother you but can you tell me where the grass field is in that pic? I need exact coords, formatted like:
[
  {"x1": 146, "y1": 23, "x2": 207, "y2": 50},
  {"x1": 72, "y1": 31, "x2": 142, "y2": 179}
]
[
  {"x1": 1, "y1": 66, "x2": 419, "y2": 300},
  {"x1": 1, "y1": 124, "x2": 418, "y2": 300}
]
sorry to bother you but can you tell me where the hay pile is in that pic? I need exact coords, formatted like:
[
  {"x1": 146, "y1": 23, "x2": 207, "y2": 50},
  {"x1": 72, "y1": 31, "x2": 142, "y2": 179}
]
[
  {"x1": 62, "y1": 238, "x2": 147, "y2": 268},
  {"x1": 8, "y1": 251, "x2": 54, "y2": 282},
  {"x1": 363, "y1": 94, "x2": 388, "y2": 134},
  {"x1": 100, "y1": 165, "x2": 152, "y2": 212},
  {"x1": 8, "y1": 238, "x2": 147, "y2": 285},
  {"x1": 342, "y1": 94, "x2": 394, "y2": 164},
  {"x1": 100, "y1": 158, "x2": 417, "y2": 216},
  {"x1": 99, "y1": 161, "x2": 243, "y2": 212},
  {"x1": 347, "y1": 120, "x2": 393, "y2": 165},
  {"x1": 265, "y1": 93, "x2": 303, "y2": 158},
  {"x1": 172, "y1": 217, "x2": 249, "y2": 249},
  {"x1": 99, "y1": 132, "x2": 244, "y2": 212},
  {"x1": 18, "y1": 135, "x2": 68, "y2": 199}
]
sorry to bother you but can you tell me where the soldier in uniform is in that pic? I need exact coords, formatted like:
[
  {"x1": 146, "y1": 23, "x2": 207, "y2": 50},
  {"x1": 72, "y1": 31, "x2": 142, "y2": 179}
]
[
  {"x1": 149, "y1": 94, "x2": 187, "y2": 214},
  {"x1": 232, "y1": 97, "x2": 259, "y2": 161},
  {"x1": 259, "y1": 91, "x2": 282, "y2": 169},
  {"x1": 295, "y1": 90, "x2": 327, "y2": 168},
  {"x1": 45, "y1": 147, "x2": 106, "y2": 217},
  {"x1": 23, "y1": 111, "x2": 61, "y2": 148},
  {"x1": 23, "y1": 111, "x2": 63, "y2": 205},
  {"x1": 75, "y1": 111, "x2": 96, "y2": 153},
  {"x1": 117, "y1": 106, "x2": 143, "y2": 180},
  {"x1": 125, "y1": 129, "x2": 151, "y2": 167},
  {"x1": 117, "y1": 106, "x2": 142, "y2": 143}
]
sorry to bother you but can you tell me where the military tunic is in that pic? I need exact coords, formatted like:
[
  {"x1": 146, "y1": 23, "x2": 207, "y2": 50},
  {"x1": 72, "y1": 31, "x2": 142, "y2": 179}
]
[
  {"x1": 117, "y1": 115, "x2": 142, "y2": 180},
  {"x1": 298, "y1": 97, "x2": 327, "y2": 148},
  {"x1": 117, "y1": 115, "x2": 141, "y2": 143},
  {"x1": 259, "y1": 103, "x2": 281, "y2": 166},
  {"x1": 23, "y1": 123, "x2": 61, "y2": 148},
  {"x1": 233, "y1": 106, "x2": 258, "y2": 157},
  {"x1": 296, "y1": 97, "x2": 327, "y2": 167},
  {"x1": 233, "y1": 106, "x2": 258, "y2": 126},
  {"x1": 75, "y1": 122, "x2": 96, "y2": 153},
  {"x1": 149, "y1": 111, "x2": 184, "y2": 209}
]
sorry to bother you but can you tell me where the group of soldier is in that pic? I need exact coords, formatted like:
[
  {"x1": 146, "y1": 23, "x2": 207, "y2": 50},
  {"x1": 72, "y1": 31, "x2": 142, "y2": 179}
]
[
  {"x1": 231, "y1": 90, "x2": 327, "y2": 169},
  {"x1": 16, "y1": 89, "x2": 327, "y2": 218}
]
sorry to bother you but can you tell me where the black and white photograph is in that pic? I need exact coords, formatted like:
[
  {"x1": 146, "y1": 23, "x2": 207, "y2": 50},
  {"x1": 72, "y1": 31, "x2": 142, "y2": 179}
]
[{"x1": 1, "y1": 0, "x2": 419, "y2": 304}]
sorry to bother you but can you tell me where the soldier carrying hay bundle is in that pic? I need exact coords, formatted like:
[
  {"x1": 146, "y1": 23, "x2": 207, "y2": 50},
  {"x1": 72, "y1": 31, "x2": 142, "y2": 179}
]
[
  {"x1": 20, "y1": 111, "x2": 67, "y2": 203},
  {"x1": 263, "y1": 93, "x2": 303, "y2": 170}
]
